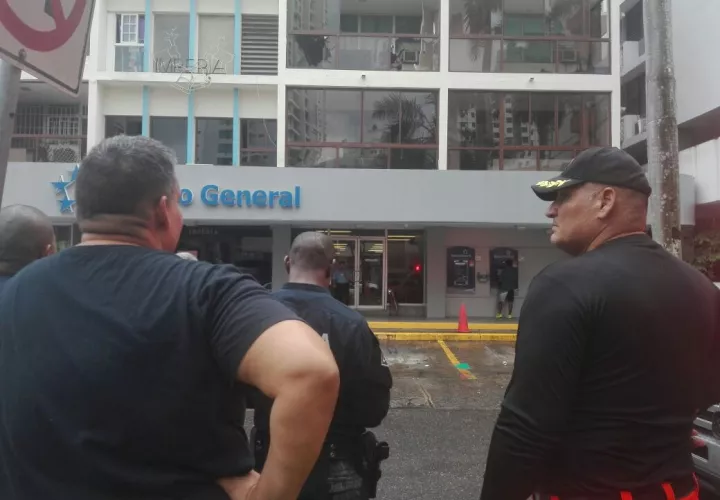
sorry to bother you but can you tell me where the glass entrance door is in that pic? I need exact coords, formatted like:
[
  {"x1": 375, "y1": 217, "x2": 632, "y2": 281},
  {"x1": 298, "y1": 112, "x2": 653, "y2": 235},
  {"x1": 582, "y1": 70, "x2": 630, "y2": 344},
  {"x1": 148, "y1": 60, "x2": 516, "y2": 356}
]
[
  {"x1": 332, "y1": 237, "x2": 386, "y2": 310},
  {"x1": 357, "y1": 238, "x2": 385, "y2": 308}
]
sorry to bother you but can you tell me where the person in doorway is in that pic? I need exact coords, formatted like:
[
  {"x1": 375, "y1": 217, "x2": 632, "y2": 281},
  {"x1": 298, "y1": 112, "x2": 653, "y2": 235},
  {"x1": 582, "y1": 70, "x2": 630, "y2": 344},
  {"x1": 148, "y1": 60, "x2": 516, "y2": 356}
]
[
  {"x1": 333, "y1": 260, "x2": 352, "y2": 305},
  {"x1": 495, "y1": 258, "x2": 518, "y2": 320},
  {"x1": 0, "y1": 205, "x2": 56, "y2": 294},
  {"x1": 480, "y1": 146, "x2": 720, "y2": 500},
  {"x1": 0, "y1": 135, "x2": 340, "y2": 500},
  {"x1": 251, "y1": 231, "x2": 393, "y2": 500}
]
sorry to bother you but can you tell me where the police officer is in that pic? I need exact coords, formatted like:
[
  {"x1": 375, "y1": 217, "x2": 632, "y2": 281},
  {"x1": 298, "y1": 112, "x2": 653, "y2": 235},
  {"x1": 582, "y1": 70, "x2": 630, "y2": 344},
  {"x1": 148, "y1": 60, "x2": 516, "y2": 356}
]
[{"x1": 251, "y1": 231, "x2": 393, "y2": 500}]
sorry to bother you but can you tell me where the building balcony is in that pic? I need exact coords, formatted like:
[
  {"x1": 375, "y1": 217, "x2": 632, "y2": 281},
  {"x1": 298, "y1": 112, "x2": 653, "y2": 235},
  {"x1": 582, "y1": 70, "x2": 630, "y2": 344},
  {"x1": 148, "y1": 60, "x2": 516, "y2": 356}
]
[
  {"x1": 621, "y1": 39, "x2": 645, "y2": 76},
  {"x1": 287, "y1": 34, "x2": 440, "y2": 72}
]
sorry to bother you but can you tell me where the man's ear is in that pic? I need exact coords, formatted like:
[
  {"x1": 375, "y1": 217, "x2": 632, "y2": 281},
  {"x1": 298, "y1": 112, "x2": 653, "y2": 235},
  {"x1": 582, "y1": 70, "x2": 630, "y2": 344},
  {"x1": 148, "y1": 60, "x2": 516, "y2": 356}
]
[
  {"x1": 44, "y1": 243, "x2": 56, "y2": 257},
  {"x1": 597, "y1": 187, "x2": 617, "y2": 219},
  {"x1": 154, "y1": 195, "x2": 171, "y2": 229}
]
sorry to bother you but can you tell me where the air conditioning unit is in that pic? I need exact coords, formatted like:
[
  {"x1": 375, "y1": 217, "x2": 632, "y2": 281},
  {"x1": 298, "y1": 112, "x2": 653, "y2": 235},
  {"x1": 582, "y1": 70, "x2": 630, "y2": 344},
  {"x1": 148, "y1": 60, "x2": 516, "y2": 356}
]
[
  {"x1": 401, "y1": 51, "x2": 419, "y2": 64},
  {"x1": 560, "y1": 49, "x2": 577, "y2": 62}
]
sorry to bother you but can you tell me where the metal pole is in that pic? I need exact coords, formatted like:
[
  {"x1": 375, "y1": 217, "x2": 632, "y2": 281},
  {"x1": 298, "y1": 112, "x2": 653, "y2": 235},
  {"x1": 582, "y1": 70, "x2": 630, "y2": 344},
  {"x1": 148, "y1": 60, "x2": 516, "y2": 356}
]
[
  {"x1": 0, "y1": 59, "x2": 22, "y2": 210},
  {"x1": 644, "y1": 0, "x2": 681, "y2": 258}
]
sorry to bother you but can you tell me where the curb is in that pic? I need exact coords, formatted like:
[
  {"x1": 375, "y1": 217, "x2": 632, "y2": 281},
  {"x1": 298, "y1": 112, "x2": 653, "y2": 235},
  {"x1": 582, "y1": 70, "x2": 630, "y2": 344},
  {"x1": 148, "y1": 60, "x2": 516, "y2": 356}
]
[
  {"x1": 368, "y1": 322, "x2": 517, "y2": 331},
  {"x1": 375, "y1": 332, "x2": 517, "y2": 342}
]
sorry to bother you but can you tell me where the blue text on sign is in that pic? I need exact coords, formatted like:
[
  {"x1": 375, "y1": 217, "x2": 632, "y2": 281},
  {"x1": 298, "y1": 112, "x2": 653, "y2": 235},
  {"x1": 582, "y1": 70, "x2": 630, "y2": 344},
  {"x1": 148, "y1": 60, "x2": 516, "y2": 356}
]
[{"x1": 179, "y1": 185, "x2": 301, "y2": 209}]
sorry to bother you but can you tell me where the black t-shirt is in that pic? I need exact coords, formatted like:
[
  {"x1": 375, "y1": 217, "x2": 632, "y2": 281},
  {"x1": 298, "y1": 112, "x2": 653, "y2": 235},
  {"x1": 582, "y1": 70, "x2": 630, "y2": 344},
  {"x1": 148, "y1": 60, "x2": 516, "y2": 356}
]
[
  {"x1": 499, "y1": 266, "x2": 519, "y2": 291},
  {"x1": 0, "y1": 245, "x2": 300, "y2": 500},
  {"x1": 480, "y1": 234, "x2": 720, "y2": 500}
]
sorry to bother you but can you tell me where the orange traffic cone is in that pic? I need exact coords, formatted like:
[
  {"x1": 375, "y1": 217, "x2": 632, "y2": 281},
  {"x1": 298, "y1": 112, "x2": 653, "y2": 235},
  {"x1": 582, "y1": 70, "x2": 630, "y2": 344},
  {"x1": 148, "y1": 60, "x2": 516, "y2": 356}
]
[{"x1": 457, "y1": 303, "x2": 470, "y2": 333}]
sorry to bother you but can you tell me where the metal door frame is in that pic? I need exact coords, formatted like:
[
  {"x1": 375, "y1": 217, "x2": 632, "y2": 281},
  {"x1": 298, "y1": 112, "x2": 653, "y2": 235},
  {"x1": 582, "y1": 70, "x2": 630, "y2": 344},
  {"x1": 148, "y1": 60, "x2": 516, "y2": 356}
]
[{"x1": 332, "y1": 236, "x2": 387, "y2": 310}]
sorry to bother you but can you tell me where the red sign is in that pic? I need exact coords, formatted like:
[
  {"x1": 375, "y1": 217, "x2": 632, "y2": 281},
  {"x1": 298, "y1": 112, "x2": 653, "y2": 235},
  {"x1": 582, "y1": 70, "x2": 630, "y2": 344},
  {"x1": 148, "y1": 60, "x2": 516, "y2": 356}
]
[{"x1": 0, "y1": 0, "x2": 87, "y2": 52}]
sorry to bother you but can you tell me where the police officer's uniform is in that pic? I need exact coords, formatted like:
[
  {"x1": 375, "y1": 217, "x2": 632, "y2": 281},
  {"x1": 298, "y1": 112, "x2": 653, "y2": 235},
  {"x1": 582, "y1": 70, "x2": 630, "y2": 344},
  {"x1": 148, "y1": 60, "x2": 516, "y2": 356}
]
[{"x1": 250, "y1": 282, "x2": 393, "y2": 500}]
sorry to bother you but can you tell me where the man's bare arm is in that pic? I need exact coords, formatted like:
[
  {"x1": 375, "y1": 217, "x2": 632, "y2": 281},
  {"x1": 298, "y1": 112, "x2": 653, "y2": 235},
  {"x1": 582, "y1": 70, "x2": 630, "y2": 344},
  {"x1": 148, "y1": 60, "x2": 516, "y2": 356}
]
[{"x1": 234, "y1": 319, "x2": 340, "y2": 500}]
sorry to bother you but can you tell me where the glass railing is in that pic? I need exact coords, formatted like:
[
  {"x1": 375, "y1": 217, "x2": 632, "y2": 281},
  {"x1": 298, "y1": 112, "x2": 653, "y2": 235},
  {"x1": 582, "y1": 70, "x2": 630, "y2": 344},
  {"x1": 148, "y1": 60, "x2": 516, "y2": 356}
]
[
  {"x1": 449, "y1": 37, "x2": 610, "y2": 74},
  {"x1": 286, "y1": 145, "x2": 438, "y2": 169},
  {"x1": 115, "y1": 46, "x2": 145, "y2": 72},
  {"x1": 288, "y1": 34, "x2": 439, "y2": 71}
]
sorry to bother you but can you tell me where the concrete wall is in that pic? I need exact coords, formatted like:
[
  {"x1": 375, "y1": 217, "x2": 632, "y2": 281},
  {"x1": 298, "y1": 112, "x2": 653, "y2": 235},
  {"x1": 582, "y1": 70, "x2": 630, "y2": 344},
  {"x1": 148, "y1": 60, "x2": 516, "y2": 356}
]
[
  {"x1": 425, "y1": 227, "x2": 564, "y2": 318},
  {"x1": 680, "y1": 137, "x2": 720, "y2": 205},
  {"x1": 671, "y1": 0, "x2": 720, "y2": 125}
]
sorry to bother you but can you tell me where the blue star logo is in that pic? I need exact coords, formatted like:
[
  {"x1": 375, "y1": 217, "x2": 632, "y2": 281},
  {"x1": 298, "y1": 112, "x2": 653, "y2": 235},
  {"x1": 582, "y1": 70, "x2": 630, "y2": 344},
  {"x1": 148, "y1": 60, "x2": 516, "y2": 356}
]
[{"x1": 51, "y1": 165, "x2": 80, "y2": 214}]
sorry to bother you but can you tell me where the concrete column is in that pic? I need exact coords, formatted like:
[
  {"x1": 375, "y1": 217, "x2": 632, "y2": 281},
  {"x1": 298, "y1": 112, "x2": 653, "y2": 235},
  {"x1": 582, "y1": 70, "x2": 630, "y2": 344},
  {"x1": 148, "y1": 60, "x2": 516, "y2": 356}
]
[
  {"x1": 272, "y1": 225, "x2": 292, "y2": 290},
  {"x1": 425, "y1": 227, "x2": 446, "y2": 318},
  {"x1": 86, "y1": 82, "x2": 104, "y2": 150},
  {"x1": 437, "y1": 87, "x2": 449, "y2": 170}
]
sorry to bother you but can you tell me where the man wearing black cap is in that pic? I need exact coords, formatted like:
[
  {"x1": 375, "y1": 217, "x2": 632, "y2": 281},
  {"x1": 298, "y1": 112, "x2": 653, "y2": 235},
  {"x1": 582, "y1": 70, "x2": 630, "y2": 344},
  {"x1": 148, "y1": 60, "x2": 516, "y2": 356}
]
[{"x1": 479, "y1": 147, "x2": 720, "y2": 500}]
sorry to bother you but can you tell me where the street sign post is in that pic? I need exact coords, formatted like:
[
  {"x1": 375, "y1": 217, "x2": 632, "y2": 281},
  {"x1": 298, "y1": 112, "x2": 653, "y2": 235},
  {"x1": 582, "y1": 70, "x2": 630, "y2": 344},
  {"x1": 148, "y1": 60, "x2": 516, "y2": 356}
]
[
  {"x1": 0, "y1": 0, "x2": 95, "y2": 208},
  {"x1": 0, "y1": 0, "x2": 95, "y2": 95}
]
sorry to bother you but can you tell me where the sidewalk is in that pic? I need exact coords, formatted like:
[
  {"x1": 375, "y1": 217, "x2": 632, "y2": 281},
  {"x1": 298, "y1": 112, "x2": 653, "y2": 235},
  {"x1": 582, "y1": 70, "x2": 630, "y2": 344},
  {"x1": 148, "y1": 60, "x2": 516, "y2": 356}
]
[{"x1": 368, "y1": 318, "x2": 518, "y2": 342}]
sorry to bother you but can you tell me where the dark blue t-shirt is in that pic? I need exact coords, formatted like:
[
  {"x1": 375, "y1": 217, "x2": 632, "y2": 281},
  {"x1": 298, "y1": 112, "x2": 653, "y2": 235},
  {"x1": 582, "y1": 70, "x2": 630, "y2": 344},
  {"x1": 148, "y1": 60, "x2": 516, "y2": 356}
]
[
  {"x1": 0, "y1": 245, "x2": 299, "y2": 500},
  {"x1": 0, "y1": 275, "x2": 10, "y2": 295}
]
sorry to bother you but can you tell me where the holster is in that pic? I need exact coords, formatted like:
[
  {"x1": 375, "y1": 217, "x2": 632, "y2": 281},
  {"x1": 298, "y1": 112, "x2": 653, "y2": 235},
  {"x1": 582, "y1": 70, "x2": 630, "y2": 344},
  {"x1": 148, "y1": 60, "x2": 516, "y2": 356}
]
[
  {"x1": 358, "y1": 430, "x2": 390, "y2": 499},
  {"x1": 251, "y1": 427, "x2": 389, "y2": 499}
]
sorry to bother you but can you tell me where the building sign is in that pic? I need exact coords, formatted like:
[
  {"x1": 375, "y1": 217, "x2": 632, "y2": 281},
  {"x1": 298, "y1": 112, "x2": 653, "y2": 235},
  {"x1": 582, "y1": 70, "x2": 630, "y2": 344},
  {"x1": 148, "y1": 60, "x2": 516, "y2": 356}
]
[
  {"x1": 446, "y1": 246, "x2": 476, "y2": 293},
  {"x1": 179, "y1": 185, "x2": 301, "y2": 209},
  {"x1": 51, "y1": 165, "x2": 80, "y2": 213},
  {"x1": 50, "y1": 169, "x2": 301, "y2": 214}
]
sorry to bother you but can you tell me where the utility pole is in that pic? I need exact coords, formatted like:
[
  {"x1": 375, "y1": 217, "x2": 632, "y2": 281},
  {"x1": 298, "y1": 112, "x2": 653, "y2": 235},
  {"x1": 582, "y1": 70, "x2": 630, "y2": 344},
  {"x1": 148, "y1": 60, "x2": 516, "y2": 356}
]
[
  {"x1": 644, "y1": 0, "x2": 681, "y2": 258},
  {"x1": 0, "y1": 59, "x2": 22, "y2": 209}
]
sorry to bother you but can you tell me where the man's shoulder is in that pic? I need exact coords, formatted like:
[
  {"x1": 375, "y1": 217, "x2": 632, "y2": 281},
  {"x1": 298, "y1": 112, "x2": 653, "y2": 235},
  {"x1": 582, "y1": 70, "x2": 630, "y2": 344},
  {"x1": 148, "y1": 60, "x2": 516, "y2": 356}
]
[
  {"x1": 273, "y1": 288, "x2": 368, "y2": 329},
  {"x1": 532, "y1": 256, "x2": 585, "y2": 287}
]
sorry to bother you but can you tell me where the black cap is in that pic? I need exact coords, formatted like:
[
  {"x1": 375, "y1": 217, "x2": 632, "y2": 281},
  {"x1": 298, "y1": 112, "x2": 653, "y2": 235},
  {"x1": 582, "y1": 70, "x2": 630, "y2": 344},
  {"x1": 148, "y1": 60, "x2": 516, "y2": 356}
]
[{"x1": 531, "y1": 146, "x2": 651, "y2": 202}]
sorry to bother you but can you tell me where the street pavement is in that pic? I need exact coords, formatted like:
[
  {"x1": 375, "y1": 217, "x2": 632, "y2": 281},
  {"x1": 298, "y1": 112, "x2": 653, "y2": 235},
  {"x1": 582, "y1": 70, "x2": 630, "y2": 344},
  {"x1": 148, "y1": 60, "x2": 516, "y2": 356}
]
[
  {"x1": 246, "y1": 339, "x2": 716, "y2": 499},
  {"x1": 373, "y1": 340, "x2": 514, "y2": 500}
]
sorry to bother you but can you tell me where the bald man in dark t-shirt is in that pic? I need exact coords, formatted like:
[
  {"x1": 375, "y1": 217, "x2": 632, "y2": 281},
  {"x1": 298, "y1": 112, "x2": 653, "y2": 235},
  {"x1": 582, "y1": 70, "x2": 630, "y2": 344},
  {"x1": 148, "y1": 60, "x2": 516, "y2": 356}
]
[{"x1": 0, "y1": 205, "x2": 56, "y2": 293}]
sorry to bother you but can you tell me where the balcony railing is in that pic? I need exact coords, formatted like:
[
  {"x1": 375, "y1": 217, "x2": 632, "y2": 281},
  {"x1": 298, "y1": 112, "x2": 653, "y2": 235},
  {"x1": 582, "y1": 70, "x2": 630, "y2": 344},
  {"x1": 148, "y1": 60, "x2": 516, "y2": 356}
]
[
  {"x1": 10, "y1": 136, "x2": 87, "y2": 163},
  {"x1": 288, "y1": 34, "x2": 440, "y2": 71}
]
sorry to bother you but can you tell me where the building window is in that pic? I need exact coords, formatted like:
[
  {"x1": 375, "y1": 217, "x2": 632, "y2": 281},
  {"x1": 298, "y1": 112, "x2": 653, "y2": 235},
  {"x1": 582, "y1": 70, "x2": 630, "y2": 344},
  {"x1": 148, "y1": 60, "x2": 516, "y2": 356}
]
[
  {"x1": 448, "y1": 0, "x2": 610, "y2": 74},
  {"x1": 153, "y1": 14, "x2": 190, "y2": 73},
  {"x1": 387, "y1": 231, "x2": 425, "y2": 304},
  {"x1": 105, "y1": 116, "x2": 142, "y2": 138},
  {"x1": 198, "y1": 15, "x2": 235, "y2": 75},
  {"x1": 447, "y1": 91, "x2": 610, "y2": 170},
  {"x1": 286, "y1": 88, "x2": 438, "y2": 169},
  {"x1": 196, "y1": 118, "x2": 233, "y2": 165},
  {"x1": 150, "y1": 117, "x2": 188, "y2": 164},
  {"x1": 177, "y1": 226, "x2": 273, "y2": 285},
  {"x1": 115, "y1": 14, "x2": 145, "y2": 72},
  {"x1": 287, "y1": 0, "x2": 440, "y2": 71},
  {"x1": 241, "y1": 119, "x2": 277, "y2": 167}
]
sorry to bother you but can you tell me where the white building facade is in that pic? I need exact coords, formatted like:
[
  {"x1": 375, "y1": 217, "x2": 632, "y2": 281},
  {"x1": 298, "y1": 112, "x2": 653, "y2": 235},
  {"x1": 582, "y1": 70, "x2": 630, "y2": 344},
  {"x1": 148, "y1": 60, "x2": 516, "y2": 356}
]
[{"x1": 9, "y1": 0, "x2": 697, "y2": 318}]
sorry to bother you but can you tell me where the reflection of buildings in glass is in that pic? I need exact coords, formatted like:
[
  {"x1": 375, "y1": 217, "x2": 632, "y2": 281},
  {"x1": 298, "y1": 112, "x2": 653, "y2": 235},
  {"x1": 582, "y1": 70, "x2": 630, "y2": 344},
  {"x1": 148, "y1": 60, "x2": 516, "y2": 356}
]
[{"x1": 197, "y1": 119, "x2": 233, "y2": 165}]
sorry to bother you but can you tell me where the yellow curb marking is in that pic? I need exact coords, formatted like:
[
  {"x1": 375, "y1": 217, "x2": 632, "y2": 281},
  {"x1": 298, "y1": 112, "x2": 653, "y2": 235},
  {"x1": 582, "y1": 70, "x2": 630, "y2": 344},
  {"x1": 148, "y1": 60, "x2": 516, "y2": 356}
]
[
  {"x1": 375, "y1": 332, "x2": 517, "y2": 342},
  {"x1": 437, "y1": 340, "x2": 477, "y2": 380},
  {"x1": 369, "y1": 321, "x2": 517, "y2": 331}
]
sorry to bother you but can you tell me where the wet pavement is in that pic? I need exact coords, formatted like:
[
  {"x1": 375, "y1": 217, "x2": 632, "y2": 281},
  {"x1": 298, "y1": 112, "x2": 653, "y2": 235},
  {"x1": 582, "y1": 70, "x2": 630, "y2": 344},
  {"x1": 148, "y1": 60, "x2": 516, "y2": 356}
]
[
  {"x1": 244, "y1": 340, "x2": 513, "y2": 499},
  {"x1": 244, "y1": 339, "x2": 717, "y2": 499},
  {"x1": 374, "y1": 340, "x2": 514, "y2": 500}
]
